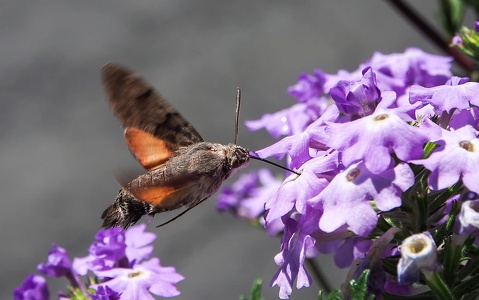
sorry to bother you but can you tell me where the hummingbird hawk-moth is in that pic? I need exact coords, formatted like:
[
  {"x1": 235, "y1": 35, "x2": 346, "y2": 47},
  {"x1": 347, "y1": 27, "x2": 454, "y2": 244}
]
[{"x1": 101, "y1": 63, "x2": 250, "y2": 229}]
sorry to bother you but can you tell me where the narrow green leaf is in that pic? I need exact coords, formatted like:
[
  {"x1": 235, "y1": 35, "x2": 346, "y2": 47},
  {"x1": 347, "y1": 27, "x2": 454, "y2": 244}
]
[
  {"x1": 349, "y1": 269, "x2": 374, "y2": 299},
  {"x1": 240, "y1": 279, "x2": 264, "y2": 300}
]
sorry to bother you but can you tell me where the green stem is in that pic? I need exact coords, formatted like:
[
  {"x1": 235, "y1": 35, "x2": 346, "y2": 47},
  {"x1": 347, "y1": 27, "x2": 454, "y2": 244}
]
[{"x1": 423, "y1": 271, "x2": 455, "y2": 300}]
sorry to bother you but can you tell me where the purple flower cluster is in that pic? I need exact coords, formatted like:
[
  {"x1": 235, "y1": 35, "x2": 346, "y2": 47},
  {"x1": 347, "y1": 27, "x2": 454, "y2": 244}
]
[
  {"x1": 14, "y1": 224, "x2": 183, "y2": 300},
  {"x1": 219, "y1": 47, "x2": 479, "y2": 298}
]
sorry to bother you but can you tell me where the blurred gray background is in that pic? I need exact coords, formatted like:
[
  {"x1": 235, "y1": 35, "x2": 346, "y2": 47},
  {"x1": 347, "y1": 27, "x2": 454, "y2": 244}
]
[{"x1": 2, "y1": 1, "x2": 443, "y2": 299}]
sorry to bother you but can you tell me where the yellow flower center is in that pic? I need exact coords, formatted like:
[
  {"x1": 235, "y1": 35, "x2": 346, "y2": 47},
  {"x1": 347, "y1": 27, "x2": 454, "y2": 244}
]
[
  {"x1": 128, "y1": 271, "x2": 143, "y2": 278},
  {"x1": 374, "y1": 114, "x2": 389, "y2": 121},
  {"x1": 459, "y1": 140, "x2": 474, "y2": 152},
  {"x1": 346, "y1": 168, "x2": 361, "y2": 181}
]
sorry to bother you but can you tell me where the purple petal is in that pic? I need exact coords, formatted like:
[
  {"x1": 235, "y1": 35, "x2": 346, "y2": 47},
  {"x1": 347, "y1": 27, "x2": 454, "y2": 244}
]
[
  {"x1": 409, "y1": 76, "x2": 479, "y2": 113},
  {"x1": 90, "y1": 285, "x2": 121, "y2": 300},
  {"x1": 95, "y1": 258, "x2": 184, "y2": 299},
  {"x1": 271, "y1": 210, "x2": 319, "y2": 299},
  {"x1": 265, "y1": 170, "x2": 328, "y2": 223},
  {"x1": 326, "y1": 104, "x2": 435, "y2": 174},
  {"x1": 398, "y1": 232, "x2": 442, "y2": 284},
  {"x1": 412, "y1": 125, "x2": 479, "y2": 193},
  {"x1": 37, "y1": 244, "x2": 72, "y2": 278},
  {"x1": 330, "y1": 67, "x2": 380, "y2": 118},
  {"x1": 287, "y1": 70, "x2": 326, "y2": 103},
  {"x1": 125, "y1": 224, "x2": 156, "y2": 264},
  {"x1": 14, "y1": 274, "x2": 49, "y2": 300},
  {"x1": 311, "y1": 162, "x2": 413, "y2": 236},
  {"x1": 245, "y1": 101, "x2": 324, "y2": 138}
]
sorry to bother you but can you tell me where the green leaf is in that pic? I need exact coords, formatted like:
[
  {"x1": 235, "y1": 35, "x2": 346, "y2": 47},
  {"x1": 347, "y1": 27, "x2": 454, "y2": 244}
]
[
  {"x1": 240, "y1": 279, "x2": 264, "y2": 300},
  {"x1": 68, "y1": 287, "x2": 89, "y2": 300},
  {"x1": 325, "y1": 289, "x2": 342, "y2": 300},
  {"x1": 349, "y1": 269, "x2": 374, "y2": 300}
]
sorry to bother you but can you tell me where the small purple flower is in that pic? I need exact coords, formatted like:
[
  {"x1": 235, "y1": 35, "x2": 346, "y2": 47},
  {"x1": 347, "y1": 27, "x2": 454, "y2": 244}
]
[
  {"x1": 287, "y1": 70, "x2": 326, "y2": 103},
  {"x1": 124, "y1": 224, "x2": 156, "y2": 264},
  {"x1": 37, "y1": 244, "x2": 72, "y2": 277},
  {"x1": 245, "y1": 101, "x2": 327, "y2": 138},
  {"x1": 449, "y1": 107, "x2": 479, "y2": 129},
  {"x1": 329, "y1": 67, "x2": 380, "y2": 119},
  {"x1": 398, "y1": 232, "x2": 442, "y2": 284},
  {"x1": 264, "y1": 154, "x2": 338, "y2": 224},
  {"x1": 90, "y1": 285, "x2": 121, "y2": 300},
  {"x1": 218, "y1": 169, "x2": 282, "y2": 219},
  {"x1": 325, "y1": 93, "x2": 436, "y2": 174},
  {"x1": 451, "y1": 35, "x2": 463, "y2": 46},
  {"x1": 95, "y1": 258, "x2": 184, "y2": 299},
  {"x1": 271, "y1": 208, "x2": 320, "y2": 299},
  {"x1": 93, "y1": 228, "x2": 127, "y2": 260},
  {"x1": 366, "y1": 48, "x2": 452, "y2": 92},
  {"x1": 310, "y1": 162, "x2": 414, "y2": 236},
  {"x1": 412, "y1": 125, "x2": 479, "y2": 193},
  {"x1": 255, "y1": 131, "x2": 312, "y2": 171},
  {"x1": 14, "y1": 274, "x2": 49, "y2": 300},
  {"x1": 73, "y1": 225, "x2": 156, "y2": 276},
  {"x1": 409, "y1": 76, "x2": 479, "y2": 113},
  {"x1": 455, "y1": 200, "x2": 479, "y2": 246},
  {"x1": 475, "y1": 21, "x2": 479, "y2": 33},
  {"x1": 254, "y1": 104, "x2": 339, "y2": 170},
  {"x1": 322, "y1": 68, "x2": 364, "y2": 94},
  {"x1": 217, "y1": 170, "x2": 263, "y2": 214},
  {"x1": 331, "y1": 237, "x2": 372, "y2": 269},
  {"x1": 73, "y1": 228, "x2": 127, "y2": 275}
]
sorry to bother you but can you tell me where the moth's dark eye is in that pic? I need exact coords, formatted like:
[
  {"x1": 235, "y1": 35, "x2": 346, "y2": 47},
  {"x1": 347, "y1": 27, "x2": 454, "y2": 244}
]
[{"x1": 138, "y1": 88, "x2": 153, "y2": 100}]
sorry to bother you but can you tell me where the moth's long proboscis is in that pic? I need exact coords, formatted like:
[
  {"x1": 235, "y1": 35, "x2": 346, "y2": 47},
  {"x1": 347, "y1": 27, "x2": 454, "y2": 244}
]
[{"x1": 250, "y1": 155, "x2": 300, "y2": 175}]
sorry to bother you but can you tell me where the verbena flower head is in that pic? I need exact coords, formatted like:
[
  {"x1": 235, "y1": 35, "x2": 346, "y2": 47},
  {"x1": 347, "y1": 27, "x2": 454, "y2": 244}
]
[
  {"x1": 219, "y1": 46, "x2": 479, "y2": 298},
  {"x1": 16, "y1": 224, "x2": 183, "y2": 300}
]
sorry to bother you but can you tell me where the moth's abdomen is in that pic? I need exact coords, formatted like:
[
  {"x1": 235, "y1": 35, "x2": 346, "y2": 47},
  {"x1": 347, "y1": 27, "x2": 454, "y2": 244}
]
[{"x1": 101, "y1": 189, "x2": 155, "y2": 229}]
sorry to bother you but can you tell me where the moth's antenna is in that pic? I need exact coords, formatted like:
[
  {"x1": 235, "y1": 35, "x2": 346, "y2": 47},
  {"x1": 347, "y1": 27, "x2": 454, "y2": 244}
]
[
  {"x1": 234, "y1": 87, "x2": 241, "y2": 145},
  {"x1": 156, "y1": 198, "x2": 208, "y2": 228},
  {"x1": 233, "y1": 87, "x2": 300, "y2": 176},
  {"x1": 250, "y1": 155, "x2": 301, "y2": 175}
]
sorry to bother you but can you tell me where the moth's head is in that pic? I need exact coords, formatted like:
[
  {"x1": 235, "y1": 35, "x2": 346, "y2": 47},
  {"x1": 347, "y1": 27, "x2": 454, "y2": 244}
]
[{"x1": 225, "y1": 144, "x2": 250, "y2": 170}]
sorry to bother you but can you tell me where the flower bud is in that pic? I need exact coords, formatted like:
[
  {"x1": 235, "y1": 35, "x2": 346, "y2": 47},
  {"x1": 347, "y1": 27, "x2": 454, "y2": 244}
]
[{"x1": 398, "y1": 232, "x2": 442, "y2": 284}]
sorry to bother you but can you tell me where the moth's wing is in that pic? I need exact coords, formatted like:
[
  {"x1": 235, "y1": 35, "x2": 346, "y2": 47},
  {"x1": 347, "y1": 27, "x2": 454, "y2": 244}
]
[
  {"x1": 128, "y1": 184, "x2": 195, "y2": 211},
  {"x1": 101, "y1": 63, "x2": 203, "y2": 169},
  {"x1": 124, "y1": 128, "x2": 174, "y2": 170},
  {"x1": 127, "y1": 171, "x2": 200, "y2": 212}
]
